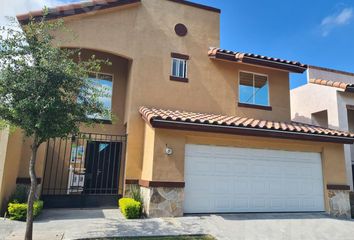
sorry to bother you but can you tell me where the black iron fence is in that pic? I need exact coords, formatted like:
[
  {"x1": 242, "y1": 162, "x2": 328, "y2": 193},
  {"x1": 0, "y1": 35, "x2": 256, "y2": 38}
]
[{"x1": 41, "y1": 133, "x2": 126, "y2": 198}]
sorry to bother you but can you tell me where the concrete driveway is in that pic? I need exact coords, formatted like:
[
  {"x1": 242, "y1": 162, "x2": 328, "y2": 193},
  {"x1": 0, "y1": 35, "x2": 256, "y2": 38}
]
[{"x1": 1, "y1": 209, "x2": 354, "y2": 240}]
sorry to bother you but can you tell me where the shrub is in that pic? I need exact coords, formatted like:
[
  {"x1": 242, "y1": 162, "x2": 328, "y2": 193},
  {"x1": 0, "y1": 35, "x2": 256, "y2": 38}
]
[
  {"x1": 129, "y1": 185, "x2": 143, "y2": 212},
  {"x1": 9, "y1": 184, "x2": 29, "y2": 203},
  {"x1": 8, "y1": 200, "x2": 44, "y2": 221},
  {"x1": 119, "y1": 198, "x2": 141, "y2": 219}
]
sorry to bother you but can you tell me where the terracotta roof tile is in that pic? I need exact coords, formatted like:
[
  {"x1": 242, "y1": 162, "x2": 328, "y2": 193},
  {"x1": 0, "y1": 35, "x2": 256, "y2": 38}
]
[
  {"x1": 309, "y1": 78, "x2": 354, "y2": 92},
  {"x1": 139, "y1": 106, "x2": 354, "y2": 143},
  {"x1": 208, "y1": 47, "x2": 308, "y2": 73},
  {"x1": 17, "y1": 0, "x2": 141, "y2": 24}
]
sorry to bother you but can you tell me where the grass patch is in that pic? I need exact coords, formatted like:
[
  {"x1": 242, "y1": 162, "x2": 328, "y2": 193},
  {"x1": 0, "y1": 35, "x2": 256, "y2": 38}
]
[{"x1": 83, "y1": 235, "x2": 215, "y2": 240}]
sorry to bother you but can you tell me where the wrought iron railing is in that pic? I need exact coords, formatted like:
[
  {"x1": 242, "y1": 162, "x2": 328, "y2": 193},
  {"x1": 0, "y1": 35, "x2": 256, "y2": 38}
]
[{"x1": 41, "y1": 133, "x2": 126, "y2": 196}]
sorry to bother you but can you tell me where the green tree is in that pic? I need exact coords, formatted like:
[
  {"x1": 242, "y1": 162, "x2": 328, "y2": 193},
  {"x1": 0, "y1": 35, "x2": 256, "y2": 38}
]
[{"x1": 0, "y1": 13, "x2": 110, "y2": 240}]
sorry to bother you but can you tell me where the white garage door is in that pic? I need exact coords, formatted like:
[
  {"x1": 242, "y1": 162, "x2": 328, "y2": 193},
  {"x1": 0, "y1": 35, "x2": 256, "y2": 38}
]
[{"x1": 184, "y1": 144, "x2": 325, "y2": 213}]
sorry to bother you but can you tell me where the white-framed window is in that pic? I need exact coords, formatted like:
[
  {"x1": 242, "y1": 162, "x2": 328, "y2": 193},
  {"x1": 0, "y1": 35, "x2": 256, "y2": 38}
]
[
  {"x1": 171, "y1": 58, "x2": 188, "y2": 79},
  {"x1": 239, "y1": 71, "x2": 269, "y2": 106},
  {"x1": 86, "y1": 72, "x2": 113, "y2": 121}
]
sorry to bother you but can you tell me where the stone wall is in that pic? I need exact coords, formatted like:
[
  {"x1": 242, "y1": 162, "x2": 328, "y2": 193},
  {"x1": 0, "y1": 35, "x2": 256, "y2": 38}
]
[
  {"x1": 140, "y1": 186, "x2": 184, "y2": 218},
  {"x1": 328, "y1": 189, "x2": 351, "y2": 218}
]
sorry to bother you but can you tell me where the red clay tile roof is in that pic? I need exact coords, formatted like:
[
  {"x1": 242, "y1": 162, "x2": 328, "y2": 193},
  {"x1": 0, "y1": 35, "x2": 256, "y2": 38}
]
[
  {"x1": 16, "y1": 0, "x2": 220, "y2": 25},
  {"x1": 139, "y1": 106, "x2": 354, "y2": 144},
  {"x1": 310, "y1": 78, "x2": 354, "y2": 92},
  {"x1": 17, "y1": 0, "x2": 141, "y2": 24},
  {"x1": 208, "y1": 47, "x2": 308, "y2": 73}
]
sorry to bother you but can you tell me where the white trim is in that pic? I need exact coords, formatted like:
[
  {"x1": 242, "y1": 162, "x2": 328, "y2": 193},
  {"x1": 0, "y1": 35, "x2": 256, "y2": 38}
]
[
  {"x1": 171, "y1": 57, "x2": 188, "y2": 78},
  {"x1": 238, "y1": 70, "x2": 270, "y2": 107}
]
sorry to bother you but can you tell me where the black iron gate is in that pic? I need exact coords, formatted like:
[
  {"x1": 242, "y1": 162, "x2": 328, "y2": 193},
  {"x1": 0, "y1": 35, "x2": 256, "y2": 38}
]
[{"x1": 41, "y1": 133, "x2": 126, "y2": 208}]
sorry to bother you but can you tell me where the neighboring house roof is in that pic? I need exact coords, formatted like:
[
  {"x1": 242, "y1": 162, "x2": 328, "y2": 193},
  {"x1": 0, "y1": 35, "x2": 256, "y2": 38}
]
[
  {"x1": 310, "y1": 78, "x2": 354, "y2": 93},
  {"x1": 139, "y1": 106, "x2": 354, "y2": 144},
  {"x1": 309, "y1": 65, "x2": 354, "y2": 77},
  {"x1": 208, "y1": 47, "x2": 308, "y2": 73},
  {"x1": 16, "y1": 0, "x2": 220, "y2": 25}
]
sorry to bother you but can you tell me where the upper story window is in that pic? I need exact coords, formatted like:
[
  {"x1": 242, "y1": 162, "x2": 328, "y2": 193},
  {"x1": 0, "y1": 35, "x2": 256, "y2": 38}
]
[
  {"x1": 170, "y1": 53, "x2": 189, "y2": 82},
  {"x1": 87, "y1": 72, "x2": 113, "y2": 121},
  {"x1": 239, "y1": 71, "x2": 269, "y2": 107}
]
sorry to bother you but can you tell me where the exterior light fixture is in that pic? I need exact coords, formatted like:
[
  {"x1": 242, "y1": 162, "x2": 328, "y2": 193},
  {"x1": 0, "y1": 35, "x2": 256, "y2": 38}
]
[{"x1": 165, "y1": 145, "x2": 173, "y2": 156}]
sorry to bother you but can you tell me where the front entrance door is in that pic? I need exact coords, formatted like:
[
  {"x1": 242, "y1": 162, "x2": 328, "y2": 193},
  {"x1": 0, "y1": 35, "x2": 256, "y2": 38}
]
[{"x1": 84, "y1": 141, "x2": 121, "y2": 194}]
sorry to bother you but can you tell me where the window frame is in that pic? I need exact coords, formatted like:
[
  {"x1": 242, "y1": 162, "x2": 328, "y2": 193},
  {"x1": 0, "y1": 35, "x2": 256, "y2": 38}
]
[
  {"x1": 238, "y1": 70, "x2": 271, "y2": 109},
  {"x1": 87, "y1": 71, "x2": 114, "y2": 123},
  {"x1": 170, "y1": 53, "x2": 189, "y2": 82},
  {"x1": 171, "y1": 57, "x2": 188, "y2": 79}
]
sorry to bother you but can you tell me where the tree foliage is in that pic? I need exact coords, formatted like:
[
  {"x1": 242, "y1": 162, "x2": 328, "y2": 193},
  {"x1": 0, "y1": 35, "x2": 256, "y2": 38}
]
[
  {"x1": 0, "y1": 14, "x2": 110, "y2": 145},
  {"x1": 0, "y1": 12, "x2": 111, "y2": 240}
]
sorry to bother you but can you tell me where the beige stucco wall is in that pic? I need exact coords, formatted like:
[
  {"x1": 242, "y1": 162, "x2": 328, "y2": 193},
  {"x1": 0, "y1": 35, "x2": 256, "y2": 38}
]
[
  {"x1": 52, "y1": 0, "x2": 293, "y2": 180},
  {"x1": 0, "y1": 129, "x2": 24, "y2": 212},
  {"x1": 141, "y1": 124, "x2": 155, "y2": 181},
  {"x1": 142, "y1": 124, "x2": 347, "y2": 212},
  {"x1": 0, "y1": 128, "x2": 10, "y2": 211}
]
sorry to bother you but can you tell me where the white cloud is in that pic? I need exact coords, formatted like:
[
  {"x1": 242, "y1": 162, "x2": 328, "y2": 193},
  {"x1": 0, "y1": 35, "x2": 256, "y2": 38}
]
[
  {"x1": 320, "y1": 8, "x2": 353, "y2": 36},
  {"x1": 0, "y1": 0, "x2": 73, "y2": 27}
]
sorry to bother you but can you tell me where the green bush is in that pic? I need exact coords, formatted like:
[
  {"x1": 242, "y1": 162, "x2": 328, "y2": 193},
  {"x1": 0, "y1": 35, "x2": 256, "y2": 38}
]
[
  {"x1": 119, "y1": 198, "x2": 141, "y2": 219},
  {"x1": 8, "y1": 200, "x2": 44, "y2": 221}
]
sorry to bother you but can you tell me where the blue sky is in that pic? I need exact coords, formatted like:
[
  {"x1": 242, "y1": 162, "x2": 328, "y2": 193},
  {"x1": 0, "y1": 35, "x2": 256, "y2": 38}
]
[
  {"x1": 2, "y1": 0, "x2": 353, "y2": 89},
  {"x1": 191, "y1": 0, "x2": 354, "y2": 89}
]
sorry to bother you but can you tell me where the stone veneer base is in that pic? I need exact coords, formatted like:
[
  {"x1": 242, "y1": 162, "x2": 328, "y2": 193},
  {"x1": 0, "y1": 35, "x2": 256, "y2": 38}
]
[
  {"x1": 140, "y1": 186, "x2": 184, "y2": 218},
  {"x1": 328, "y1": 189, "x2": 351, "y2": 218},
  {"x1": 125, "y1": 184, "x2": 352, "y2": 219}
]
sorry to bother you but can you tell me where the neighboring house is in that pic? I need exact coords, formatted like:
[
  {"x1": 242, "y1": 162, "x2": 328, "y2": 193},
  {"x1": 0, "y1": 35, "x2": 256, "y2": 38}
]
[
  {"x1": 291, "y1": 65, "x2": 354, "y2": 191},
  {"x1": 0, "y1": 0, "x2": 353, "y2": 218}
]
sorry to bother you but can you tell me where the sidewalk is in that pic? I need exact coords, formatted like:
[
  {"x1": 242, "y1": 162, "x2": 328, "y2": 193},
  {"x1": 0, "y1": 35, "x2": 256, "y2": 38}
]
[{"x1": 1, "y1": 209, "x2": 354, "y2": 240}]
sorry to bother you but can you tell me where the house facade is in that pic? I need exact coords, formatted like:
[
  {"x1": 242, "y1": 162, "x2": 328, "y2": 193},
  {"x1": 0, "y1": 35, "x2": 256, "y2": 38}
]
[
  {"x1": 291, "y1": 65, "x2": 354, "y2": 191},
  {"x1": 0, "y1": 0, "x2": 353, "y2": 218}
]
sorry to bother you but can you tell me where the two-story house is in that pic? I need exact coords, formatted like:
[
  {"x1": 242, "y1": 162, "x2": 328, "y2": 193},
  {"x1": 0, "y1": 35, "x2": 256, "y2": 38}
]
[
  {"x1": 291, "y1": 65, "x2": 354, "y2": 191},
  {"x1": 0, "y1": 0, "x2": 353, "y2": 218}
]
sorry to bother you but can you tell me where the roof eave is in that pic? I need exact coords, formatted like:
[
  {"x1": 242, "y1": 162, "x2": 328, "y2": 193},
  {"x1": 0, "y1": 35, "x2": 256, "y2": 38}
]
[
  {"x1": 345, "y1": 86, "x2": 354, "y2": 93},
  {"x1": 16, "y1": 0, "x2": 141, "y2": 25},
  {"x1": 167, "y1": 0, "x2": 221, "y2": 13},
  {"x1": 150, "y1": 118, "x2": 354, "y2": 144},
  {"x1": 211, "y1": 53, "x2": 307, "y2": 73}
]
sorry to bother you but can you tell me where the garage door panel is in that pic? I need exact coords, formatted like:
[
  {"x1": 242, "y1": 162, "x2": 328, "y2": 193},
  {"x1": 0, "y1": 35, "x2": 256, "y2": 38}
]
[
  {"x1": 185, "y1": 176, "x2": 209, "y2": 192},
  {"x1": 232, "y1": 163, "x2": 249, "y2": 175},
  {"x1": 185, "y1": 158, "x2": 211, "y2": 175},
  {"x1": 268, "y1": 180, "x2": 283, "y2": 194},
  {"x1": 252, "y1": 180, "x2": 269, "y2": 194},
  {"x1": 213, "y1": 177, "x2": 233, "y2": 194},
  {"x1": 184, "y1": 144, "x2": 325, "y2": 213},
  {"x1": 234, "y1": 197, "x2": 250, "y2": 209},
  {"x1": 285, "y1": 199, "x2": 301, "y2": 209},
  {"x1": 214, "y1": 161, "x2": 235, "y2": 175},
  {"x1": 270, "y1": 199, "x2": 285, "y2": 209},
  {"x1": 215, "y1": 198, "x2": 233, "y2": 211},
  {"x1": 234, "y1": 178, "x2": 250, "y2": 194}
]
